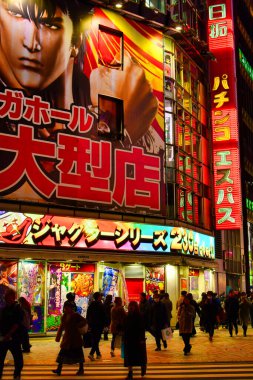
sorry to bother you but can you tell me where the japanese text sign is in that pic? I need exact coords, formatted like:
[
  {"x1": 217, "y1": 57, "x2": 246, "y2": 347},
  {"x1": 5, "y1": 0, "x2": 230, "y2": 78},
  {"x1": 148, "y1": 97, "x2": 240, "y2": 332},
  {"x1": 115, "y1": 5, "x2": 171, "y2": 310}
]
[
  {"x1": 0, "y1": 211, "x2": 215, "y2": 259},
  {"x1": 208, "y1": 0, "x2": 242, "y2": 229}
]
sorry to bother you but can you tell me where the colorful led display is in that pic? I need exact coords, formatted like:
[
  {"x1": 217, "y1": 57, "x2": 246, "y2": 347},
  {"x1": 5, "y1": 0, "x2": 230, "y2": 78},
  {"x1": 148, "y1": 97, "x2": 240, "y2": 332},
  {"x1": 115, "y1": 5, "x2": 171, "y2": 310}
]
[
  {"x1": 208, "y1": 0, "x2": 242, "y2": 229},
  {"x1": 0, "y1": 211, "x2": 215, "y2": 259}
]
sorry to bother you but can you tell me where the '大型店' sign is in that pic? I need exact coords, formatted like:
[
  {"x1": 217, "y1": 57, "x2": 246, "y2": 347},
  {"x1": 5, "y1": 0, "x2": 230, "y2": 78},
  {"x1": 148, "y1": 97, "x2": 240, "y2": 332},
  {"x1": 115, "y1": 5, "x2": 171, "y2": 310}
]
[
  {"x1": 0, "y1": 211, "x2": 215, "y2": 259},
  {"x1": 208, "y1": 1, "x2": 242, "y2": 229}
]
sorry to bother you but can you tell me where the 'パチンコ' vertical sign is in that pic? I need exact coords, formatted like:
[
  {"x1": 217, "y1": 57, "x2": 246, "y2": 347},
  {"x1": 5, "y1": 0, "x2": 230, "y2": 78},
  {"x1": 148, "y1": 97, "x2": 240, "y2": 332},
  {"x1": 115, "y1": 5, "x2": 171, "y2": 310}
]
[{"x1": 208, "y1": 1, "x2": 242, "y2": 229}]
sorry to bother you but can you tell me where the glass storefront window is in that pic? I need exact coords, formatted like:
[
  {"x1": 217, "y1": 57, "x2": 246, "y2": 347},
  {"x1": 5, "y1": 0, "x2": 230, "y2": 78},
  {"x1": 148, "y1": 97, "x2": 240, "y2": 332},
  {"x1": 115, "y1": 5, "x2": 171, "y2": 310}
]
[{"x1": 18, "y1": 260, "x2": 46, "y2": 333}]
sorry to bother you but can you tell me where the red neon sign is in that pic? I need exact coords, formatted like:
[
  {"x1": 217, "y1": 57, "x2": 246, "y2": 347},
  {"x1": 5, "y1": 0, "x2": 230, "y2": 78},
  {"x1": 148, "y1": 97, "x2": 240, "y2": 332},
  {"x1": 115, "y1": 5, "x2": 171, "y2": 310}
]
[{"x1": 208, "y1": 0, "x2": 242, "y2": 229}]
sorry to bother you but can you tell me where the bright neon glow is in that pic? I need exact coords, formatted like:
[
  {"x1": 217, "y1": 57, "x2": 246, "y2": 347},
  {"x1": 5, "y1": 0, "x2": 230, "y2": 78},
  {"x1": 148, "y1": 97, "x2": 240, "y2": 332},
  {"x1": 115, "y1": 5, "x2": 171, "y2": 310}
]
[
  {"x1": 0, "y1": 211, "x2": 215, "y2": 259},
  {"x1": 208, "y1": 0, "x2": 242, "y2": 230}
]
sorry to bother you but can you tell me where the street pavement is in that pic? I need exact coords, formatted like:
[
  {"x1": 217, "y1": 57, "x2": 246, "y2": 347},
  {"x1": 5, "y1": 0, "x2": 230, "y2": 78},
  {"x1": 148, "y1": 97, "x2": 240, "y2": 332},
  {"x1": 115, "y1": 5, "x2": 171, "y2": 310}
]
[{"x1": 3, "y1": 326, "x2": 253, "y2": 379}]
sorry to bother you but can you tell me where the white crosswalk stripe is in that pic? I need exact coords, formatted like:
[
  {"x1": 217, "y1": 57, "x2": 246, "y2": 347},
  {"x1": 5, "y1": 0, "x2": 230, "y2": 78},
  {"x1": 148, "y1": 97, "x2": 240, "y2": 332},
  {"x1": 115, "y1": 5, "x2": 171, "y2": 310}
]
[{"x1": 2, "y1": 363, "x2": 253, "y2": 379}]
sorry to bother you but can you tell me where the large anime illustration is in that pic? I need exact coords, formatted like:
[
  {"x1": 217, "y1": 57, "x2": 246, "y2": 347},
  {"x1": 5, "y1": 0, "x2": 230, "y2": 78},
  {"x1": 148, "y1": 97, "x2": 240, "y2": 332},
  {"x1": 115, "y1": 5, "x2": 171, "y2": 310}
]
[{"x1": 0, "y1": 0, "x2": 165, "y2": 215}]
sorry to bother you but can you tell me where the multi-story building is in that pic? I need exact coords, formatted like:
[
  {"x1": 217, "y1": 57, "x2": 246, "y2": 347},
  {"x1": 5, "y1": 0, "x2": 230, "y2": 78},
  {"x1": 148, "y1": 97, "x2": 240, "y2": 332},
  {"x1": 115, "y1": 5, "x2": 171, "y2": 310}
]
[
  {"x1": 207, "y1": 0, "x2": 253, "y2": 293},
  {"x1": 0, "y1": 0, "x2": 216, "y2": 333}
]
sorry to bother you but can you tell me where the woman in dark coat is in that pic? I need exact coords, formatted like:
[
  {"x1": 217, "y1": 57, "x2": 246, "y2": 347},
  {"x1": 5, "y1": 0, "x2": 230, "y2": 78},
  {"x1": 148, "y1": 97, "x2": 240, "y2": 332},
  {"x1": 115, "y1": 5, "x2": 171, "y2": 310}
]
[
  {"x1": 124, "y1": 301, "x2": 147, "y2": 379},
  {"x1": 178, "y1": 294, "x2": 195, "y2": 355},
  {"x1": 52, "y1": 301, "x2": 87, "y2": 376}
]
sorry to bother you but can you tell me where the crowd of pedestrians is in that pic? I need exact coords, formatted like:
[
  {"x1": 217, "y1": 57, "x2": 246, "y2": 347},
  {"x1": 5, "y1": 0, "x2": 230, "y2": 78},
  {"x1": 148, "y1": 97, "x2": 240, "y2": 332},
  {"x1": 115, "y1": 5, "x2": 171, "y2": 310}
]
[{"x1": 1, "y1": 288, "x2": 253, "y2": 379}]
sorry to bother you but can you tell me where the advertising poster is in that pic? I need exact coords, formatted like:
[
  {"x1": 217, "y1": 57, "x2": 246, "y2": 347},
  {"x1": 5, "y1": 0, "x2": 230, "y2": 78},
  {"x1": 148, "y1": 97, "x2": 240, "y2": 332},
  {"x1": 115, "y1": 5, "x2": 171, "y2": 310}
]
[
  {"x1": 102, "y1": 267, "x2": 119, "y2": 297},
  {"x1": 18, "y1": 261, "x2": 45, "y2": 333},
  {"x1": 47, "y1": 262, "x2": 94, "y2": 331},
  {"x1": 0, "y1": 212, "x2": 215, "y2": 260},
  {"x1": 0, "y1": 2, "x2": 165, "y2": 216},
  {"x1": 0, "y1": 261, "x2": 17, "y2": 309},
  {"x1": 180, "y1": 278, "x2": 188, "y2": 291},
  {"x1": 71, "y1": 272, "x2": 94, "y2": 316},
  {"x1": 145, "y1": 266, "x2": 165, "y2": 296}
]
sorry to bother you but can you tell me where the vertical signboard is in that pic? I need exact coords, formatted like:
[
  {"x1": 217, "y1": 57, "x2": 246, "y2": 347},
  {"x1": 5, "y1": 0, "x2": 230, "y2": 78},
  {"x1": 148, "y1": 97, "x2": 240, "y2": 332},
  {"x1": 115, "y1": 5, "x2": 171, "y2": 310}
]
[{"x1": 207, "y1": 1, "x2": 242, "y2": 229}]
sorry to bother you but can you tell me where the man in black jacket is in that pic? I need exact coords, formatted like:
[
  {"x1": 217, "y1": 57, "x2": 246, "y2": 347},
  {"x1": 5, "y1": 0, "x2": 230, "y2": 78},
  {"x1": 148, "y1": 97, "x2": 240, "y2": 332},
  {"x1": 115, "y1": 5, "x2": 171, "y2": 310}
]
[
  {"x1": 86, "y1": 292, "x2": 106, "y2": 361},
  {"x1": 225, "y1": 289, "x2": 239, "y2": 337}
]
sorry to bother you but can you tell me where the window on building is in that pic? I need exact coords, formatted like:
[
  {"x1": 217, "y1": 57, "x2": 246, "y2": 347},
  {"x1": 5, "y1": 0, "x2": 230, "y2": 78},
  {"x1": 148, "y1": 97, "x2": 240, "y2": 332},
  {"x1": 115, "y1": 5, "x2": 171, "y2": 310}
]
[
  {"x1": 164, "y1": 37, "x2": 212, "y2": 230},
  {"x1": 145, "y1": 0, "x2": 166, "y2": 13},
  {"x1": 98, "y1": 25, "x2": 123, "y2": 69},
  {"x1": 98, "y1": 95, "x2": 124, "y2": 140}
]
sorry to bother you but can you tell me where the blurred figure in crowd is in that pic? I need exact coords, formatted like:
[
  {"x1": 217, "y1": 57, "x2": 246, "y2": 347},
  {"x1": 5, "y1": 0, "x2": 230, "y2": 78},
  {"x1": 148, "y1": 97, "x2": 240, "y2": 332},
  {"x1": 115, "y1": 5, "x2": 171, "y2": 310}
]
[
  {"x1": 201, "y1": 291, "x2": 219, "y2": 341},
  {"x1": 86, "y1": 292, "x2": 106, "y2": 361},
  {"x1": 139, "y1": 292, "x2": 151, "y2": 332},
  {"x1": 178, "y1": 293, "x2": 195, "y2": 355},
  {"x1": 0, "y1": 289, "x2": 24, "y2": 380},
  {"x1": 103, "y1": 294, "x2": 113, "y2": 341},
  {"x1": 110, "y1": 297, "x2": 126, "y2": 357},
  {"x1": 225, "y1": 289, "x2": 239, "y2": 337},
  {"x1": 239, "y1": 292, "x2": 251, "y2": 337},
  {"x1": 150, "y1": 294, "x2": 169, "y2": 351},
  {"x1": 161, "y1": 293, "x2": 173, "y2": 328},
  {"x1": 18, "y1": 297, "x2": 32, "y2": 353},
  {"x1": 124, "y1": 301, "x2": 147, "y2": 380},
  {"x1": 53, "y1": 301, "x2": 87, "y2": 376}
]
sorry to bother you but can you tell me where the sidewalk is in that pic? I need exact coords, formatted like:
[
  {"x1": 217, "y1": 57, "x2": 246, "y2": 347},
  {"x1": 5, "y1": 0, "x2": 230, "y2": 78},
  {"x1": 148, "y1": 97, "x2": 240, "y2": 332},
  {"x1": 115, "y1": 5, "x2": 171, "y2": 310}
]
[{"x1": 5, "y1": 326, "x2": 253, "y2": 366}]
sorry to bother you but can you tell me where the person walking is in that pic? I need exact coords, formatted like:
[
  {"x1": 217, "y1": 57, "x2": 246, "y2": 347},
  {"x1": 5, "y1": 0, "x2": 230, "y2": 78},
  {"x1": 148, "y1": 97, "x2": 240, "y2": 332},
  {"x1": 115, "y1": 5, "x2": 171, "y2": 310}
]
[
  {"x1": 52, "y1": 301, "x2": 87, "y2": 376},
  {"x1": 103, "y1": 294, "x2": 113, "y2": 341},
  {"x1": 186, "y1": 293, "x2": 199, "y2": 336},
  {"x1": 124, "y1": 301, "x2": 147, "y2": 380},
  {"x1": 175, "y1": 290, "x2": 187, "y2": 329},
  {"x1": 239, "y1": 292, "x2": 251, "y2": 336},
  {"x1": 201, "y1": 291, "x2": 219, "y2": 341},
  {"x1": 225, "y1": 289, "x2": 239, "y2": 337},
  {"x1": 110, "y1": 297, "x2": 126, "y2": 357},
  {"x1": 18, "y1": 297, "x2": 32, "y2": 353},
  {"x1": 161, "y1": 293, "x2": 173, "y2": 328},
  {"x1": 86, "y1": 292, "x2": 106, "y2": 361},
  {"x1": 150, "y1": 293, "x2": 169, "y2": 351},
  {"x1": 139, "y1": 292, "x2": 151, "y2": 332},
  {"x1": 0, "y1": 289, "x2": 24, "y2": 380},
  {"x1": 198, "y1": 292, "x2": 207, "y2": 331},
  {"x1": 178, "y1": 293, "x2": 195, "y2": 355}
]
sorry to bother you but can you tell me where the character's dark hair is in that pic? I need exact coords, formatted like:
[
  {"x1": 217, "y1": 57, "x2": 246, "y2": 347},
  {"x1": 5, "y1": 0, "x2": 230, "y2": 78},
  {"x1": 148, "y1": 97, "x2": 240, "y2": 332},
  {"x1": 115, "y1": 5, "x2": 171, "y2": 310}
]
[{"x1": 3, "y1": 0, "x2": 89, "y2": 44}]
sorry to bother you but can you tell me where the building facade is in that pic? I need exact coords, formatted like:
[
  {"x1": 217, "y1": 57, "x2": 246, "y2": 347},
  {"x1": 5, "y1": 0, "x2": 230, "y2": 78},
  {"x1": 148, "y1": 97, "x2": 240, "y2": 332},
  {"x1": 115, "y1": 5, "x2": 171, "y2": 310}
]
[
  {"x1": 207, "y1": 0, "x2": 253, "y2": 293},
  {"x1": 0, "y1": 0, "x2": 216, "y2": 333}
]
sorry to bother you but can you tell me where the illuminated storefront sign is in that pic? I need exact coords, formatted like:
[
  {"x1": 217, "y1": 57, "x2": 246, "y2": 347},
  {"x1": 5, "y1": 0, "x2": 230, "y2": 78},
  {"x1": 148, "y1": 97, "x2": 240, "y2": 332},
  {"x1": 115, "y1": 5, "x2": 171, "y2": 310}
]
[
  {"x1": 208, "y1": 1, "x2": 242, "y2": 229},
  {"x1": 0, "y1": 211, "x2": 215, "y2": 259},
  {"x1": 0, "y1": 5, "x2": 165, "y2": 216}
]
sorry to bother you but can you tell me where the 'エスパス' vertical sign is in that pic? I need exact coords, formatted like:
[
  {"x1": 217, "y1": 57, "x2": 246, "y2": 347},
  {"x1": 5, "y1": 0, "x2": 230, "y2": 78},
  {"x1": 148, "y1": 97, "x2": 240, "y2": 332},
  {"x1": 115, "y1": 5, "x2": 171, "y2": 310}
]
[{"x1": 208, "y1": 1, "x2": 242, "y2": 229}]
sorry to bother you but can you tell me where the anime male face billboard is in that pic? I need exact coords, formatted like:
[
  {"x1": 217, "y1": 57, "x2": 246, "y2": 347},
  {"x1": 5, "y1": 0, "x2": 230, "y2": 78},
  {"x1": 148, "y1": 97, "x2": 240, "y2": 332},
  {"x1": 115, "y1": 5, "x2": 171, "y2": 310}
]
[
  {"x1": 0, "y1": 0, "x2": 165, "y2": 215},
  {"x1": 0, "y1": 0, "x2": 74, "y2": 93}
]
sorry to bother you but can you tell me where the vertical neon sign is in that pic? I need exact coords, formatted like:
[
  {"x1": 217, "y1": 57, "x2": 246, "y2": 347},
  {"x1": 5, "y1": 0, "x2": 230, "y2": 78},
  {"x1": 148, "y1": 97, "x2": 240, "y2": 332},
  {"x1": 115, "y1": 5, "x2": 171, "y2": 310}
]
[{"x1": 208, "y1": 1, "x2": 242, "y2": 229}]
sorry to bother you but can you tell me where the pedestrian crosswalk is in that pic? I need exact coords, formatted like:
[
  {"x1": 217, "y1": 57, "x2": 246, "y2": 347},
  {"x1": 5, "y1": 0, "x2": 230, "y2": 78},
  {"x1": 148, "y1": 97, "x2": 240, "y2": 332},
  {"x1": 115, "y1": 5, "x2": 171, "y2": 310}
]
[{"x1": 2, "y1": 363, "x2": 253, "y2": 379}]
